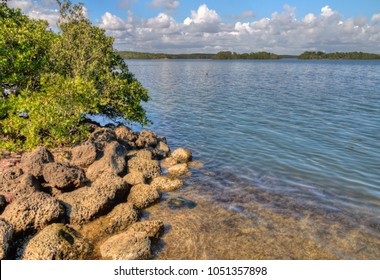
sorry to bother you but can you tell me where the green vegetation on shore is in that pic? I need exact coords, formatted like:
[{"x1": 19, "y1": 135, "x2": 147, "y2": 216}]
[
  {"x1": 298, "y1": 51, "x2": 380, "y2": 60},
  {"x1": 118, "y1": 51, "x2": 281, "y2": 60},
  {"x1": 118, "y1": 50, "x2": 380, "y2": 60},
  {"x1": 0, "y1": 0, "x2": 149, "y2": 151}
]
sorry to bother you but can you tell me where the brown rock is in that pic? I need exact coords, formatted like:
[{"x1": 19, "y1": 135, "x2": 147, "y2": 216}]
[
  {"x1": 99, "y1": 220, "x2": 163, "y2": 260},
  {"x1": 123, "y1": 171, "x2": 145, "y2": 186},
  {"x1": 151, "y1": 176, "x2": 184, "y2": 192},
  {"x1": 0, "y1": 173, "x2": 39, "y2": 201},
  {"x1": 135, "y1": 149, "x2": 153, "y2": 160},
  {"x1": 135, "y1": 130, "x2": 158, "y2": 148},
  {"x1": 167, "y1": 163, "x2": 190, "y2": 177},
  {"x1": 70, "y1": 143, "x2": 97, "y2": 168},
  {"x1": 59, "y1": 174, "x2": 128, "y2": 224},
  {"x1": 115, "y1": 125, "x2": 138, "y2": 147},
  {"x1": 21, "y1": 223, "x2": 93, "y2": 260},
  {"x1": 43, "y1": 162, "x2": 86, "y2": 189},
  {"x1": 127, "y1": 157, "x2": 161, "y2": 180},
  {"x1": 160, "y1": 157, "x2": 177, "y2": 168},
  {"x1": 0, "y1": 219, "x2": 13, "y2": 260},
  {"x1": 171, "y1": 148, "x2": 192, "y2": 163},
  {"x1": 20, "y1": 147, "x2": 54, "y2": 178},
  {"x1": 86, "y1": 141, "x2": 127, "y2": 181},
  {"x1": 80, "y1": 202, "x2": 139, "y2": 242},
  {"x1": 154, "y1": 141, "x2": 170, "y2": 159},
  {"x1": 1, "y1": 192, "x2": 64, "y2": 235},
  {"x1": 87, "y1": 127, "x2": 117, "y2": 151},
  {"x1": 128, "y1": 184, "x2": 161, "y2": 209}
]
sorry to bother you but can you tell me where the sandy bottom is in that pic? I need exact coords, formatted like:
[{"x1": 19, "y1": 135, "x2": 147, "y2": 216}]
[{"x1": 144, "y1": 178, "x2": 380, "y2": 260}]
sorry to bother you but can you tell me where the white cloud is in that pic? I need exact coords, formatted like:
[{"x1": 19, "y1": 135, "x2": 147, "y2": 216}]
[
  {"x1": 321, "y1": 5, "x2": 335, "y2": 17},
  {"x1": 231, "y1": 10, "x2": 255, "y2": 20},
  {"x1": 148, "y1": 0, "x2": 180, "y2": 11},
  {"x1": 372, "y1": 14, "x2": 380, "y2": 23},
  {"x1": 183, "y1": 4, "x2": 221, "y2": 33},
  {"x1": 99, "y1": 12, "x2": 128, "y2": 30}
]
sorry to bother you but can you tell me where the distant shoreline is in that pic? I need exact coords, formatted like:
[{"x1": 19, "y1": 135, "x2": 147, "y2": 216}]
[{"x1": 118, "y1": 51, "x2": 380, "y2": 60}]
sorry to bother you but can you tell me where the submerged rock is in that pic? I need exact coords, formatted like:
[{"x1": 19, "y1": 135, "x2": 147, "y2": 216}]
[
  {"x1": 0, "y1": 219, "x2": 14, "y2": 260},
  {"x1": 127, "y1": 184, "x2": 161, "y2": 209},
  {"x1": 43, "y1": 162, "x2": 86, "y2": 189},
  {"x1": 99, "y1": 220, "x2": 163, "y2": 260},
  {"x1": 80, "y1": 202, "x2": 139, "y2": 242},
  {"x1": 1, "y1": 192, "x2": 64, "y2": 235},
  {"x1": 151, "y1": 176, "x2": 184, "y2": 192},
  {"x1": 20, "y1": 147, "x2": 54, "y2": 178},
  {"x1": 167, "y1": 197, "x2": 197, "y2": 210},
  {"x1": 167, "y1": 163, "x2": 190, "y2": 177},
  {"x1": 21, "y1": 223, "x2": 93, "y2": 260}
]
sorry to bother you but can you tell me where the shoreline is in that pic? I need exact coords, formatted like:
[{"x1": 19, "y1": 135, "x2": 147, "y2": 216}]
[{"x1": 0, "y1": 124, "x2": 197, "y2": 260}]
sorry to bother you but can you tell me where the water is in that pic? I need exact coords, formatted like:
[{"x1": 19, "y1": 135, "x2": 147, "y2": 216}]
[{"x1": 126, "y1": 59, "x2": 380, "y2": 259}]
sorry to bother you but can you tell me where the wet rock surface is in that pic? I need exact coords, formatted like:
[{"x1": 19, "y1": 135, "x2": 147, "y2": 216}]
[
  {"x1": 21, "y1": 223, "x2": 93, "y2": 260},
  {"x1": 0, "y1": 125, "x2": 196, "y2": 259}
]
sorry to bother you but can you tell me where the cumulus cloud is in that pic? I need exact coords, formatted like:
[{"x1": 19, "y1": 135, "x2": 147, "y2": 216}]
[
  {"x1": 7, "y1": 0, "x2": 59, "y2": 27},
  {"x1": 148, "y1": 0, "x2": 180, "y2": 11},
  {"x1": 7, "y1": 1, "x2": 380, "y2": 54}
]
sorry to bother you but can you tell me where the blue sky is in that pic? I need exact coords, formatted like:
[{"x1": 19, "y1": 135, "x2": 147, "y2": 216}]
[{"x1": 8, "y1": 0, "x2": 380, "y2": 54}]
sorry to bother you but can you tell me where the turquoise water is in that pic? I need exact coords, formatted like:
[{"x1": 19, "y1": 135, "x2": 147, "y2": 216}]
[{"x1": 125, "y1": 59, "x2": 380, "y2": 258}]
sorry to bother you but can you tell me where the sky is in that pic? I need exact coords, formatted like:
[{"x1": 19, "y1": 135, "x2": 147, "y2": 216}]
[{"x1": 7, "y1": 0, "x2": 380, "y2": 54}]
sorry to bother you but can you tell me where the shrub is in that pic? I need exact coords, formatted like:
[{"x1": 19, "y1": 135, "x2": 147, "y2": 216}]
[{"x1": 0, "y1": 0, "x2": 149, "y2": 150}]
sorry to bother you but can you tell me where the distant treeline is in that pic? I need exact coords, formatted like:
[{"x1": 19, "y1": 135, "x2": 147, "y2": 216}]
[
  {"x1": 117, "y1": 50, "x2": 380, "y2": 60},
  {"x1": 298, "y1": 51, "x2": 380, "y2": 60}
]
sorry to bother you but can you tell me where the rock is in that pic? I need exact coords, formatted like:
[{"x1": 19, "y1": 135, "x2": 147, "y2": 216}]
[
  {"x1": 86, "y1": 141, "x2": 127, "y2": 181},
  {"x1": 59, "y1": 174, "x2": 128, "y2": 224},
  {"x1": 167, "y1": 197, "x2": 197, "y2": 210},
  {"x1": 171, "y1": 148, "x2": 192, "y2": 163},
  {"x1": 43, "y1": 162, "x2": 86, "y2": 189},
  {"x1": 20, "y1": 147, "x2": 54, "y2": 178},
  {"x1": 160, "y1": 157, "x2": 177, "y2": 168},
  {"x1": 127, "y1": 157, "x2": 161, "y2": 180},
  {"x1": 128, "y1": 184, "x2": 161, "y2": 209},
  {"x1": 99, "y1": 220, "x2": 163, "y2": 260},
  {"x1": 0, "y1": 195, "x2": 6, "y2": 213},
  {"x1": 70, "y1": 143, "x2": 97, "y2": 168},
  {"x1": 135, "y1": 130, "x2": 158, "y2": 148},
  {"x1": 100, "y1": 231, "x2": 151, "y2": 260},
  {"x1": 154, "y1": 141, "x2": 170, "y2": 160},
  {"x1": 21, "y1": 223, "x2": 93, "y2": 260},
  {"x1": 157, "y1": 136, "x2": 167, "y2": 144},
  {"x1": 127, "y1": 220, "x2": 164, "y2": 239},
  {"x1": 0, "y1": 173, "x2": 39, "y2": 201},
  {"x1": 115, "y1": 125, "x2": 138, "y2": 147},
  {"x1": 123, "y1": 172, "x2": 145, "y2": 186},
  {"x1": 151, "y1": 176, "x2": 184, "y2": 192},
  {"x1": 87, "y1": 127, "x2": 117, "y2": 151},
  {"x1": 167, "y1": 163, "x2": 190, "y2": 177},
  {"x1": 0, "y1": 219, "x2": 13, "y2": 260},
  {"x1": 80, "y1": 203, "x2": 139, "y2": 242},
  {"x1": 135, "y1": 149, "x2": 153, "y2": 160},
  {"x1": 1, "y1": 192, "x2": 64, "y2": 235},
  {"x1": 188, "y1": 160, "x2": 204, "y2": 169},
  {"x1": 0, "y1": 167, "x2": 23, "y2": 184}
]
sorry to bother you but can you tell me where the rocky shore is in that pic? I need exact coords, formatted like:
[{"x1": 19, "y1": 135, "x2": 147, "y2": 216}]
[{"x1": 0, "y1": 125, "x2": 195, "y2": 260}]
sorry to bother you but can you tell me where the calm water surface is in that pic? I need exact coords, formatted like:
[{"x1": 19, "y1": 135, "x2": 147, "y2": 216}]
[{"x1": 126, "y1": 59, "x2": 380, "y2": 259}]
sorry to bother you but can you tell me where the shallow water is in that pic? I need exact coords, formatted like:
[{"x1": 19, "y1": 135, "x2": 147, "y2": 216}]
[{"x1": 126, "y1": 59, "x2": 380, "y2": 259}]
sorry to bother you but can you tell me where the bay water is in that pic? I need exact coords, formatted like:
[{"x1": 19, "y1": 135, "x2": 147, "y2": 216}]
[{"x1": 126, "y1": 59, "x2": 380, "y2": 259}]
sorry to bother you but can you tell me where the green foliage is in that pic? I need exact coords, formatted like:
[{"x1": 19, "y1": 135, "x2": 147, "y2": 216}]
[
  {"x1": 213, "y1": 51, "x2": 280, "y2": 60},
  {"x1": 298, "y1": 51, "x2": 380, "y2": 60},
  {"x1": 0, "y1": 1, "x2": 149, "y2": 151}
]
